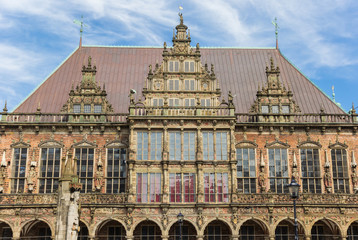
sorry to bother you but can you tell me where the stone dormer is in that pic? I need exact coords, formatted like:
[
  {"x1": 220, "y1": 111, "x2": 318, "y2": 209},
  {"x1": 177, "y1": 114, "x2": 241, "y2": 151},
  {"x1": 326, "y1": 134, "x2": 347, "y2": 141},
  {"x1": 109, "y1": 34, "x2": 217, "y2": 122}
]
[
  {"x1": 133, "y1": 14, "x2": 233, "y2": 117},
  {"x1": 61, "y1": 56, "x2": 113, "y2": 121},
  {"x1": 250, "y1": 58, "x2": 300, "y2": 122}
]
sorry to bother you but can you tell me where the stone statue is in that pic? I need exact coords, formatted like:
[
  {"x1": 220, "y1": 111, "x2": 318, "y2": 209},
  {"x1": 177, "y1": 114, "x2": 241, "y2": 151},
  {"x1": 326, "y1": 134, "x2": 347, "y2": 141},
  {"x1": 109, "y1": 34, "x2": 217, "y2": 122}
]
[
  {"x1": 94, "y1": 162, "x2": 104, "y2": 191},
  {"x1": 324, "y1": 168, "x2": 332, "y2": 193},
  {"x1": 258, "y1": 170, "x2": 266, "y2": 192},
  {"x1": 352, "y1": 170, "x2": 358, "y2": 193},
  {"x1": 27, "y1": 164, "x2": 37, "y2": 193}
]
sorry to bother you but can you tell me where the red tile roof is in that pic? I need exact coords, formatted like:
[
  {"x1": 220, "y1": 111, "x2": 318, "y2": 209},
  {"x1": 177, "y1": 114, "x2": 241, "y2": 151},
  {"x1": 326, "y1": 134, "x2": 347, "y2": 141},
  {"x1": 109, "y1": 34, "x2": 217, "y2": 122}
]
[{"x1": 14, "y1": 46, "x2": 344, "y2": 114}]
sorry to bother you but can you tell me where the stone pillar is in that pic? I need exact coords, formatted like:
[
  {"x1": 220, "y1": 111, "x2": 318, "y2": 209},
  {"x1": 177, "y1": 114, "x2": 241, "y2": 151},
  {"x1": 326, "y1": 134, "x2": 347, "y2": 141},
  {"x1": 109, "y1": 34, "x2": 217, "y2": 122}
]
[
  {"x1": 305, "y1": 236, "x2": 311, "y2": 240},
  {"x1": 197, "y1": 235, "x2": 204, "y2": 240}
]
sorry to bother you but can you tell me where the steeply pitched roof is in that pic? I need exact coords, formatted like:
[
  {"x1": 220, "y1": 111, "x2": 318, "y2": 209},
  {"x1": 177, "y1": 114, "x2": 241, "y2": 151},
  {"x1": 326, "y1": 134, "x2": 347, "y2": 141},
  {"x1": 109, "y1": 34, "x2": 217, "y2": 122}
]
[{"x1": 14, "y1": 46, "x2": 344, "y2": 114}]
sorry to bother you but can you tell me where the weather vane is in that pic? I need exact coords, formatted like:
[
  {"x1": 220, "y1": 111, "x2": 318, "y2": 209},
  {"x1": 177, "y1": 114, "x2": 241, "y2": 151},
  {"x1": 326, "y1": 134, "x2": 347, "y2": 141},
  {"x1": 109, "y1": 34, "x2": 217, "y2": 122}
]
[
  {"x1": 73, "y1": 15, "x2": 88, "y2": 38},
  {"x1": 272, "y1": 17, "x2": 279, "y2": 48},
  {"x1": 179, "y1": 0, "x2": 183, "y2": 14}
]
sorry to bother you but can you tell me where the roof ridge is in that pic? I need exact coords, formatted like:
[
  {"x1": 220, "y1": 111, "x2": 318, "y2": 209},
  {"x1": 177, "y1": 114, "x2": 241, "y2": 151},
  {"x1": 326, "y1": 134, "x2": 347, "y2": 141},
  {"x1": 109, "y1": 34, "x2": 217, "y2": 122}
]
[
  {"x1": 82, "y1": 45, "x2": 276, "y2": 50},
  {"x1": 277, "y1": 48, "x2": 346, "y2": 113}
]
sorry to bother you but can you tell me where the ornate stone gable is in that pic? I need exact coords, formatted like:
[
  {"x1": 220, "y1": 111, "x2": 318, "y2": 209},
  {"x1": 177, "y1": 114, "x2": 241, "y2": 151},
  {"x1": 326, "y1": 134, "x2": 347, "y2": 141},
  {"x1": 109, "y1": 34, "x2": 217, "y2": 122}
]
[
  {"x1": 60, "y1": 56, "x2": 113, "y2": 115},
  {"x1": 138, "y1": 14, "x2": 230, "y2": 113},
  {"x1": 235, "y1": 140, "x2": 258, "y2": 148},
  {"x1": 328, "y1": 141, "x2": 348, "y2": 149},
  {"x1": 250, "y1": 58, "x2": 300, "y2": 118},
  {"x1": 10, "y1": 141, "x2": 31, "y2": 148}
]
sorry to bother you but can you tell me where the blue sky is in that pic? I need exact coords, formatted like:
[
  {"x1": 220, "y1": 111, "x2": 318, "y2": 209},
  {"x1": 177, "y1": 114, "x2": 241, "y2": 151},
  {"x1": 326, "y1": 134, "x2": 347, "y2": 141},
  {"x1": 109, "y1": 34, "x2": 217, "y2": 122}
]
[{"x1": 0, "y1": 0, "x2": 357, "y2": 112}]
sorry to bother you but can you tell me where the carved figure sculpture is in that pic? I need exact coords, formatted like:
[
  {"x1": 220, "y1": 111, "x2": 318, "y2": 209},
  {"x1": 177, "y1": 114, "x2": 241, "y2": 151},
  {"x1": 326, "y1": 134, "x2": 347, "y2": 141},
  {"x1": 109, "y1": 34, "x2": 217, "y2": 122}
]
[
  {"x1": 324, "y1": 168, "x2": 332, "y2": 193},
  {"x1": 94, "y1": 163, "x2": 104, "y2": 191},
  {"x1": 27, "y1": 164, "x2": 36, "y2": 193},
  {"x1": 258, "y1": 170, "x2": 266, "y2": 192},
  {"x1": 352, "y1": 170, "x2": 358, "y2": 193}
]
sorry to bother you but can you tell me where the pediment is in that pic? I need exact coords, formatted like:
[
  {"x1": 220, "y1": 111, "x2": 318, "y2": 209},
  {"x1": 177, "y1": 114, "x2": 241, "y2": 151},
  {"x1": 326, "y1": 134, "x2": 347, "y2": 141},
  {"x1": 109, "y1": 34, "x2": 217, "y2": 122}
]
[
  {"x1": 38, "y1": 140, "x2": 64, "y2": 148},
  {"x1": 72, "y1": 140, "x2": 97, "y2": 148},
  {"x1": 329, "y1": 142, "x2": 348, "y2": 149},
  {"x1": 10, "y1": 141, "x2": 30, "y2": 148},
  {"x1": 265, "y1": 140, "x2": 290, "y2": 148},
  {"x1": 105, "y1": 140, "x2": 128, "y2": 148},
  {"x1": 297, "y1": 140, "x2": 322, "y2": 149},
  {"x1": 236, "y1": 140, "x2": 257, "y2": 148}
]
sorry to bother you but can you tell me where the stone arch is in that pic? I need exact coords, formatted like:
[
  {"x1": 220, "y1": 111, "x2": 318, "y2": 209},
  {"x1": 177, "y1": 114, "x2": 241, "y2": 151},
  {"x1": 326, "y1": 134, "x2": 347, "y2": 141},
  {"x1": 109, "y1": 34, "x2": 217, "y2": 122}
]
[
  {"x1": 0, "y1": 219, "x2": 14, "y2": 239},
  {"x1": 95, "y1": 219, "x2": 127, "y2": 240},
  {"x1": 167, "y1": 219, "x2": 198, "y2": 240},
  {"x1": 202, "y1": 219, "x2": 233, "y2": 239},
  {"x1": 132, "y1": 219, "x2": 162, "y2": 240},
  {"x1": 309, "y1": 218, "x2": 342, "y2": 239},
  {"x1": 20, "y1": 219, "x2": 53, "y2": 239},
  {"x1": 272, "y1": 218, "x2": 306, "y2": 239},
  {"x1": 167, "y1": 218, "x2": 199, "y2": 236},
  {"x1": 79, "y1": 220, "x2": 90, "y2": 239},
  {"x1": 238, "y1": 218, "x2": 269, "y2": 239},
  {"x1": 346, "y1": 220, "x2": 358, "y2": 238}
]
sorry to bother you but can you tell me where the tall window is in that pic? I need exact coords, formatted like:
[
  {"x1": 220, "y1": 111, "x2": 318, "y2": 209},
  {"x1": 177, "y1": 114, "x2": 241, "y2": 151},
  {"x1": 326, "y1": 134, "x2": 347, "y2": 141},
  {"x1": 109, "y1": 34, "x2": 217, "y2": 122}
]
[
  {"x1": 240, "y1": 226, "x2": 255, "y2": 240},
  {"x1": 84, "y1": 104, "x2": 91, "y2": 113},
  {"x1": 300, "y1": 149, "x2": 321, "y2": 193},
  {"x1": 236, "y1": 148, "x2": 256, "y2": 193},
  {"x1": 39, "y1": 148, "x2": 61, "y2": 193},
  {"x1": 153, "y1": 99, "x2": 163, "y2": 107},
  {"x1": 73, "y1": 104, "x2": 81, "y2": 113},
  {"x1": 136, "y1": 173, "x2": 161, "y2": 202},
  {"x1": 201, "y1": 99, "x2": 211, "y2": 107},
  {"x1": 207, "y1": 226, "x2": 222, "y2": 240},
  {"x1": 169, "y1": 132, "x2": 196, "y2": 161},
  {"x1": 215, "y1": 132, "x2": 227, "y2": 160},
  {"x1": 204, "y1": 173, "x2": 229, "y2": 202},
  {"x1": 169, "y1": 132, "x2": 181, "y2": 160},
  {"x1": 169, "y1": 173, "x2": 195, "y2": 202},
  {"x1": 75, "y1": 148, "x2": 94, "y2": 193},
  {"x1": 107, "y1": 148, "x2": 127, "y2": 193},
  {"x1": 12, "y1": 148, "x2": 27, "y2": 193},
  {"x1": 331, "y1": 149, "x2": 349, "y2": 193},
  {"x1": 268, "y1": 148, "x2": 289, "y2": 193},
  {"x1": 137, "y1": 132, "x2": 162, "y2": 160},
  {"x1": 94, "y1": 105, "x2": 102, "y2": 113},
  {"x1": 203, "y1": 132, "x2": 214, "y2": 160},
  {"x1": 275, "y1": 226, "x2": 290, "y2": 240}
]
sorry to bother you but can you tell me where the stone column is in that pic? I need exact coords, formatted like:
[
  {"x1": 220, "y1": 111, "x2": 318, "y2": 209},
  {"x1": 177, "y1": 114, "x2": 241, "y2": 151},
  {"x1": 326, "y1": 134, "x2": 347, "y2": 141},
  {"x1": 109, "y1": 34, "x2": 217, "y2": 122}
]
[
  {"x1": 197, "y1": 235, "x2": 204, "y2": 240},
  {"x1": 305, "y1": 236, "x2": 311, "y2": 240}
]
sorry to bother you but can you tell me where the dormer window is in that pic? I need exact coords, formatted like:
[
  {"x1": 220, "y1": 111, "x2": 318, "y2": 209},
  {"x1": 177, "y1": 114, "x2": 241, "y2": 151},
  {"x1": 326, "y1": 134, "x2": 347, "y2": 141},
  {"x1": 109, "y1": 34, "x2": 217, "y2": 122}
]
[
  {"x1": 184, "y1": 61, "x2": 194, "y2": 72},
  {"x1": 169, "y1": 98, "x2": 180, "y2": 106},
  {"x1": 94, "y1": 105, "x2": 102, "y2": 113},
  {"x1": 153, "y1": 99, "x2": 163, "y2": 107},
  {"x1": 84, "y1": 104, "x2": 91, "y2": 113},
  {"x1": 184, "y1": 99, "x2": 195, "y2": 107},
  {"x1": 272, "y1": 105, "x2": 279, "y2": 114},
  {"x1": 261, "y1": 106, "x2": 269, "y2": 114},
  {"x1": 169, "y1": 80, "x2": 180, "y2": 90},
  {"x1": 282, "y1": 105, "x2": 290, "y2": 114},
  {"x1": 73, "y1": 104, "x2": 81, "y2": 113},
  {"x1": 185, "y1": 80, "x2": 195, "y2": 90},
  {"x1": 201, "y1": 99, "x2": 211, "y2": 107},
  {"x1": 169, "y1": 61, "x2": 179, "y2": 72}
]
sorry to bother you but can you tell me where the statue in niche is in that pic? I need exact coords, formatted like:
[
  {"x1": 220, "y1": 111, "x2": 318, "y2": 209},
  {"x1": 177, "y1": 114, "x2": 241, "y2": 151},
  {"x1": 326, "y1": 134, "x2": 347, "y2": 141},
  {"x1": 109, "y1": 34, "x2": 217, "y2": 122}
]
[
  {"x1": 94, "y1": 162, "x2": 104, "y2": 191},
  {"x1": 27, "y1": 163, "x2": 37, "y2": 193},
  {"x1": 352, "y1": 170, "x2": 358, "y2": 193},
  {"x1": 258, "y1": 170, "x2": 266, "y2": 192},
  {"x1": 324, "y1": 167, "x2": 332, "y2": 193}
]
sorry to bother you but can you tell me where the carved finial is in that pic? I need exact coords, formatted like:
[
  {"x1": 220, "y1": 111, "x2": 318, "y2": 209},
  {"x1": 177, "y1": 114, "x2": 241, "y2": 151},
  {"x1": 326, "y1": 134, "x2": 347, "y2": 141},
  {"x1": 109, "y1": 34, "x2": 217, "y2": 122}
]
[
  {"x1": 196, "y1": 43, "x2": 200, "y2": 52},
  {"x1": 88, "y1": 56, "x2": 92, "y2": 67},
  {"x1": 73, "y1": 15, "x2": 88, "y2": 48},
  {"x1": 260, "y1": 150, "x2": 265, "y2": 167},
  {"x1": 270, "y1": 57, "x2": 275, "y2": 71},
  {"x1": 320, "y1": 104, "x2": 325, "y2": 114},
  {"x1": 1, "y1": 151, "x2": 6, "y2": 167},
  {"x1": 352, "y1": 151, "x2": 357, "y2": 168},
  {"x1": 293, "y1": 151, "x2": 297, "y2": 167},
  {"x1": 3, "y1": 101, "x2": 7, "y2": 113},
  {"x1": 205, "y1": 63, "x2": 208, "y2": 72},
  {"x1": 325, "y1": 150, "x2": 330, "y2": 168},
  {"x1": 164, "y1": 42, "x2": 167, "y2": 50},
  {"x1": 149, "y1": 64, "x2": 153, "y2": 74},
  {"x1": 351, "y1": 102, "x2": 356, "y2": 114},
  {"x1": 36, "y1": 102, "x2": 41, "y2": 113}
]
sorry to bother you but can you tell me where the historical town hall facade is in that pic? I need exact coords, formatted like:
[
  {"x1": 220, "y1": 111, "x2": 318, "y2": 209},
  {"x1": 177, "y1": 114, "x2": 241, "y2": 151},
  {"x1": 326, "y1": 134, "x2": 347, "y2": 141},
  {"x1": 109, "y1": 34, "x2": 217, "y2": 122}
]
[{"x1": 0, "y1": 15, "x2": 357, "y2": 239}]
